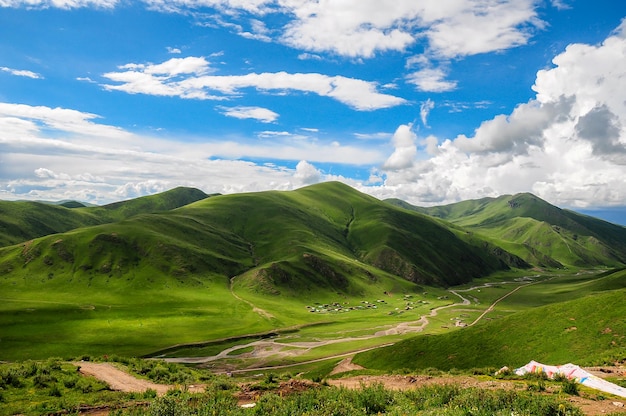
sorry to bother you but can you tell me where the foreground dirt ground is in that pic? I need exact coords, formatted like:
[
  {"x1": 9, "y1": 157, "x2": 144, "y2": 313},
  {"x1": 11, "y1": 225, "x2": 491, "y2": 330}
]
[{"x1": 75, "y1": 361, "x2": 626, "y2": 415}]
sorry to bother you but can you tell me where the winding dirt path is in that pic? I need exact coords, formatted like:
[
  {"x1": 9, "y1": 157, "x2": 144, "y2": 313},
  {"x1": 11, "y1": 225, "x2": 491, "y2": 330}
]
[{"x1": 229, "y1": 275, "x2": 275, "y2": 320}]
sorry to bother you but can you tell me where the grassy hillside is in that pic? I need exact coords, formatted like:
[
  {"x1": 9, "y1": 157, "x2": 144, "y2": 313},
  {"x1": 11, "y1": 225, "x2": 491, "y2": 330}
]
[
  {"x1": 388, "y1": 193, "x2": 626, "y2": 268},
  {"x1": 0, "y1": 187, "x2": 210, "y2": 247},
  {"x1": 354, "y1": 268, "x2": 626, "y2": 371},
  {"x1": 0, "y1": 182, "x2": 522, "y2": 360}
]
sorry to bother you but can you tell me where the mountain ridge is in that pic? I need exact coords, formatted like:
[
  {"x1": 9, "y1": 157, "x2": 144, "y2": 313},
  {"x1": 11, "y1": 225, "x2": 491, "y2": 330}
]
[{"x1": 386, "y1": 192, "x2": 626, "y2": 268}]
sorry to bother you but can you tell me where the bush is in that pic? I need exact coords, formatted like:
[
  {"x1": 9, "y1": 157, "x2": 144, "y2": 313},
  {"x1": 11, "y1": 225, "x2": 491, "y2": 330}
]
[
  {"x1": 356, "y1": 383, "x2": 394, "y2": 414},
  {"x1": 561, "y1": 379, "x2": 579, "y2": 396},
  {"x1": 148, "y1": 395, "x2": 191, "y2": 416},
  {"x1": 144, "y1": 388, "x2": 158, "y2": 399},
  {"x1": 49, "y1": 384, "x2": 62, "y2": 397}
]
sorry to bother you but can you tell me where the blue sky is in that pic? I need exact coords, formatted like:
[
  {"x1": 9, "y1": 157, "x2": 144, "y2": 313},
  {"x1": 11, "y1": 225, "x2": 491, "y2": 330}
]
[{"x1": 1, "y1": 1, "x2": 625, "y2": 225}]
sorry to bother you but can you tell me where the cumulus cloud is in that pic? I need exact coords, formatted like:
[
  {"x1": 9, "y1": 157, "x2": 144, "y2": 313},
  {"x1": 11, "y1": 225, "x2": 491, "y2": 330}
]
[
  {"x1": 382, "y1": 124, "x2": 417, "y2": 171},
  {"x1": 102, "y1": 57, "x2": 406, "y2": 110},
  {"x1": 293, "y1": 160, "x2": 322, "y2": 184},
  {"x1": 0, "y1": 101, "x2": 383, "y2": 204},
  {"x1": 218, "y1": 106, "x2": 278, "y2": 123},
  {"x1": 369, "y1": 21, "x2": 626, "y2": 209},
  {"x1": 8, "y1": 1, "x2": 545, "y2": 60}
]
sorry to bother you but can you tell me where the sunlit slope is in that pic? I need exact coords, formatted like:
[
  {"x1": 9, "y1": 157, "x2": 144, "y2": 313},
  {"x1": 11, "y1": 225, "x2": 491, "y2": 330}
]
[
  {"x1": 0, "y1": 201, "x2": 101, "y2": 247},
  {"x1": 388, "y1": 193, "x2": 626, "y2": 268},
  {"x1": 181, "y1": 181, "x2": 521, "y2": 288},
  {"x1": 354, "y1": 268, "x2": 626, "y2": 371},
  {"x1": 0, "y1": 187, "x2": 210, "y2": 247}
]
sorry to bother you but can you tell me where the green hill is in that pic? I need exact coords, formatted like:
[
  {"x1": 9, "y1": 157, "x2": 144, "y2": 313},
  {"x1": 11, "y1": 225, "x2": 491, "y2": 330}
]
[
  {"x1": 3, "y1": 183, "x2": 624, "y2": 360},
  {"x1": 354, "y1": 268, "x2": 626, "y2": 370},
  {"x1": 0, "y1": 182, "x2": 518, "y2": 290},
  {"x1": 0, "y1": 182, "x2": 524, "y2": 359},
  {"x1": 387, "y1": 193, "x2": 626, "y2": 268},
  {"x1": 0, "y1": 187, "x2": 210, "y2": 246}
]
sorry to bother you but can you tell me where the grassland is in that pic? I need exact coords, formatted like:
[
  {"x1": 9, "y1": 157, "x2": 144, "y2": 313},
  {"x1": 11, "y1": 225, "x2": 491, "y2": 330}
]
[
  {"x1": 0, "y1": 182, "x2": 533, "y2": 361},
  {"x1": 354, "y1": 268, "x2": 626, "y2": 372},
  {"x1": 1, "y1": 183, "x2": 625, "y2": 402},
  {"x1": 388, "y1": 192, "x2": 626, "y2": 268}
]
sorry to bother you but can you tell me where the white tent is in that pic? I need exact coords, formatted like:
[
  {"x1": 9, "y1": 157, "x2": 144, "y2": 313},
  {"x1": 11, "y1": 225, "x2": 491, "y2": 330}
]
[{"x1": 515, "y1": 360, "x2": 626, "y2": 398}]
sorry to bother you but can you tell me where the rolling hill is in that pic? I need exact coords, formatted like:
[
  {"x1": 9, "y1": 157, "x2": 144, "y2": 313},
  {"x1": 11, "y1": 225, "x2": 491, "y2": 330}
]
[
  {"x1": 2, "y1": 182, "x2": 625, "y2": 360},
  {"x1": 0, "y1": 182, "x2": 527, "y2": 359},
  {"x1": 0, "y1": 187, "x2": 211, "y2": 247},
  {"x1": 0, "y1": 182, "x2": 521, "y2": 291},
  {"x1": 387, "y1": 193, "x2": 626, "y2": 268}
]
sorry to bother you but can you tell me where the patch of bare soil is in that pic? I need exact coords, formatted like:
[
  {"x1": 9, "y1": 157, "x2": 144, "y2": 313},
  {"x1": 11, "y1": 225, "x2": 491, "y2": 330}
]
[
  {"x1": 235, "y1": 379, "x2": 317, "y2": 406},
  {"x1": 329, "y1": 356, "x2": 364, "y2": 375},
  {"x1": 327, "y1": 375, "x2": 626, "y2": 416},
  {"x1": 74, "y1": 362, "x2": 205, "y2": 395}
]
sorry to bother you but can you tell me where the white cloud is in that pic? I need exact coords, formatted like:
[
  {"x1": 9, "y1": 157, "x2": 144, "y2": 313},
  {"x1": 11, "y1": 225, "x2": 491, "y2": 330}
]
[
  {"x1": 406, "y1": 67, "x2": 457, "y2": 92},
  {"x1": 218, "y1": 106, "x2": 278, "y2": 123},
  {"x1": 420, "y1": 99, "x2": 435, "y2": 127},
  {"x1": 3, "y1": 1, "x2": 545, "y2": 61},
  {"x1": 382, "y1": 124, "x2": 417, "y2": 171},
  {"x1": 424, "y1": 0, "x2": 542, "y2": 58},
  {"x1": 0, "y1": 101, "x2": 384, "y2": 204},
  {"x1": 167, "y1": 46, "x2": 182, "y2": 54},
  {"x1": 293, "y1": 160, "x2": 322, "y2": 184},
  {"x1": 0, "y1": 102, "x2": 131, "y2": 139},
  {"x1": 0, "y1": 0, "x2": 117, "y2": 8},
  {"x1": 102, "y1": 57, "x2": 406, "y2": 110},
  {"x1": 1, "y1": 66, "x2": 43, "y2": 79},
  {"x1": 367, "y1": 21, "x2": 626, "y2": 209}
]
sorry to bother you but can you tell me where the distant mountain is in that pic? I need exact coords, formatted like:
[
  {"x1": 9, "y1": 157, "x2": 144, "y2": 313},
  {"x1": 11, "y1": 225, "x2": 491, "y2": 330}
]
[
  {"x1": 0, "y1": 187, "x2": 211, "y2": 247},
  {"x1": 387, "y1": 193, "x2": 626, "y2": 268}
]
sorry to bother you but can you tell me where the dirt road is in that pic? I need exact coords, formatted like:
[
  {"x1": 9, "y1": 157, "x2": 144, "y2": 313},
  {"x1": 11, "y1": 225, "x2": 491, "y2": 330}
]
[{"x1": 75, "y1": 362, "x2": 205, "y2": 395}]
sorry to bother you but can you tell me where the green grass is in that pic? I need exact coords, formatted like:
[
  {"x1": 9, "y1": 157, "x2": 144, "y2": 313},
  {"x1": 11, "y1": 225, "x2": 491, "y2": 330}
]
[
  {"x1": 388, "y1": 192, "x2": 626, "y2": 269},
  {"x1": 0, "y1": 187, "x2": 210, "y2": 247},
  {"x1": 355, "y1": 270, "x2": 626, "y2": 371},
  {"x1": 1, "y1": 182, "x2": 525, "y2": 360},
  {"x1": 1, "y1": 356, "x2": 605, "y2": 416}
]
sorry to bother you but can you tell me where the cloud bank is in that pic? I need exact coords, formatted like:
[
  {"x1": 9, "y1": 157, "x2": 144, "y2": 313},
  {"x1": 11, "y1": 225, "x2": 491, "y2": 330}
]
[{"x1": 368, "y1": 20, "x2": 626, "y2": 208}]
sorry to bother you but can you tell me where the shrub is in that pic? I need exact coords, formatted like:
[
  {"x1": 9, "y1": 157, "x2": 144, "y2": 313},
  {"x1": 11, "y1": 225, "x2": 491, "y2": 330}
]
[
  {"x1": 561, "y1": 379, "x2": 579, "y2": 396},
  {"x1": 144, "y1": 388, "x2": 158, "y2": 399},
  {"x1": 356, "y1": 382, "x2": 394, "y2": 414},
  {"x1": 49, "y1": 384, "x2": 62, "y2": 397},
  {"x1": 148, "y1": 395, "x2": 191, "y2": 416}
]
